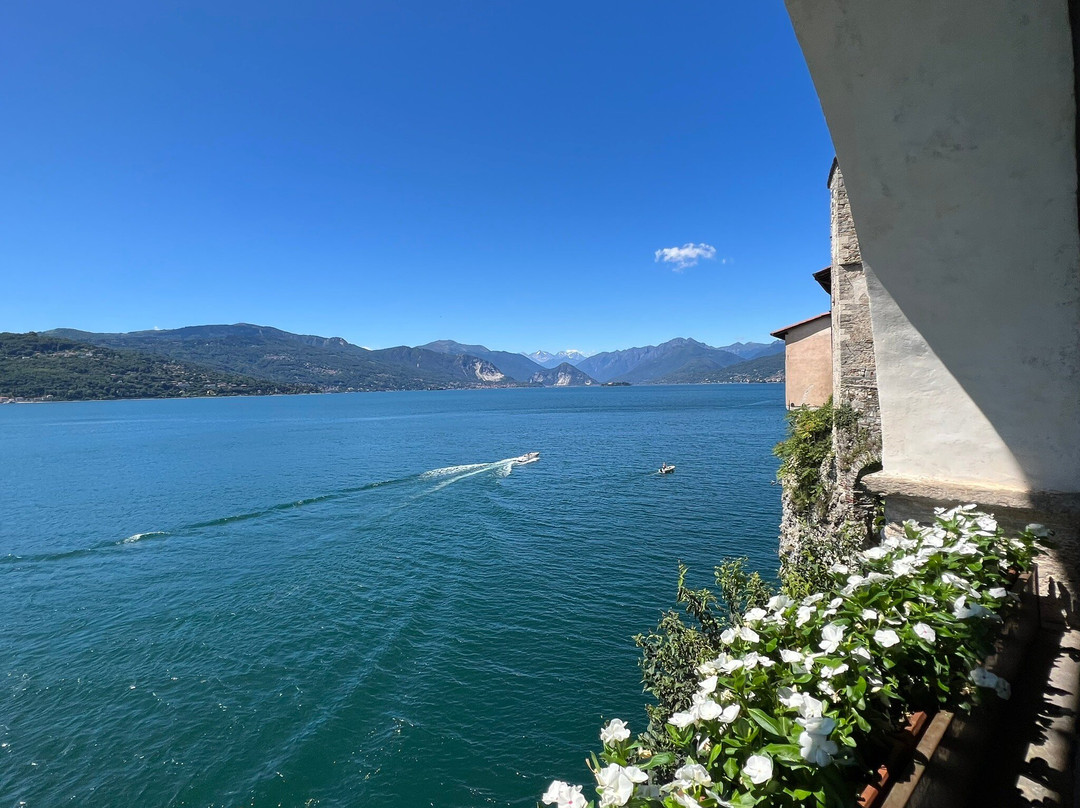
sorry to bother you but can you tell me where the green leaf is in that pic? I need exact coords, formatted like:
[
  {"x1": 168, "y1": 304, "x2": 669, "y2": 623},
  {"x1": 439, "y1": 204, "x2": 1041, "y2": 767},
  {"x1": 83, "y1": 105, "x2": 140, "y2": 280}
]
[
  {"x1": 762, "y1": 742, "x2": 803, "y2": 763},
  {"x1": 747, "y1": 708, "x2": 783, "y2": 737},
  {"x1": 637, "y1": 751, "x2": 676, "y2": 770}
]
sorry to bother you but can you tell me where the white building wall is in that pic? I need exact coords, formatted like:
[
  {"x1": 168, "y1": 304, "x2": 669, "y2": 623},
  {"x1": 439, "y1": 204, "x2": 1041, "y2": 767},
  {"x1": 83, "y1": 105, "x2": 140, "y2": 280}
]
[{"x1": 785, "y1": 0, "x2": 1080, "y2": 494}]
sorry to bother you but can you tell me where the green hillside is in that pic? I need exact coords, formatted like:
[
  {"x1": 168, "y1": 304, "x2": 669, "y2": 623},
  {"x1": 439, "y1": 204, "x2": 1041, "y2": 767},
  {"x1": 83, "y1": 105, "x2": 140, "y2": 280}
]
[
  {"x1": 0, "y1": 333, "x2": 318, "y2": 401},
  {"x1": 46, "y1": 325, "x2": 514, "y2": 392},
  {"x1": 653, "y1": 352, "x2": 784, "y2": 384}
]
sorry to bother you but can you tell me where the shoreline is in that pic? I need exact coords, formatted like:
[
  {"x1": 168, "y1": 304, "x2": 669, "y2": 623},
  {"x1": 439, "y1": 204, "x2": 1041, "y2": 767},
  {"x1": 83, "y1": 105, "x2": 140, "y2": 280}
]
[{"x1": 0, "y1": 380, "x2": 783, "y2": 406}]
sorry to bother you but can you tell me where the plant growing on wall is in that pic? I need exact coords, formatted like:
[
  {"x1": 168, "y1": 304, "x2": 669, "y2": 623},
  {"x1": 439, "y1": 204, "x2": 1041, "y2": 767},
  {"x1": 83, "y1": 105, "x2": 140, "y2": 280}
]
[{"x1": 773, "y1": 399, "x2": 836, "y2": 518}]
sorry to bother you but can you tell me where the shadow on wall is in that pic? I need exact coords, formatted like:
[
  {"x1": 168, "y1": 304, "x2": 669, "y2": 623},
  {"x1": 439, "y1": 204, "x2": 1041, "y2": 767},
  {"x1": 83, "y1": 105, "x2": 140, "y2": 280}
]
[{"x1": 786, "y1": 0, "x2": 1080, "y2": 493}]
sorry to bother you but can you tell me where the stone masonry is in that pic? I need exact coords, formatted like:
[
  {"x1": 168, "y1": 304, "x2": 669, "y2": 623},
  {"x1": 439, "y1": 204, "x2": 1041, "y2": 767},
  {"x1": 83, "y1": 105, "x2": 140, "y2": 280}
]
[
  {"x1": 829, "y1": 161, "x2": 881, "y2": 433},
  {"x1": 778, "y1": 161, "x2": 883, "y2": 583}
]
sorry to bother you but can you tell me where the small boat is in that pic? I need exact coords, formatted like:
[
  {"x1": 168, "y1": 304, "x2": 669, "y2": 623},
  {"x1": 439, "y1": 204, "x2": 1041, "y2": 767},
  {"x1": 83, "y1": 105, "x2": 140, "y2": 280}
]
[
  {"x1": 513, "y1": 452, "x2": 540, "y2": 464},
  {"x1": 659, "y1": 463, "x2": 676, "y2": 474}
]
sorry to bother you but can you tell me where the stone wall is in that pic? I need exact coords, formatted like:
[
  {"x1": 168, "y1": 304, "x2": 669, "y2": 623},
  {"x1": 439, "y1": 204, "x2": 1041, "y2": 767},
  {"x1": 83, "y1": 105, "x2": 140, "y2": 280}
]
[
  {"x1": 829, "y1": 164, "x2": 881, "y2": 434},
  {"x1": 778, "y1": 163, "x2": 883, "y2": 588}
]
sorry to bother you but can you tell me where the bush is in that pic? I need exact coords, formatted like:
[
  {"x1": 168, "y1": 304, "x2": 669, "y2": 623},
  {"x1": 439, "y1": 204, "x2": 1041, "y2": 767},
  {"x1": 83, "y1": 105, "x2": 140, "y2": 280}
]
[
  {"x1": 773, "y1": 400, "x2": 835, "y2": 517},
  {"x1": 543, "y1": 508, "x2": 1046, "y2": 808}
]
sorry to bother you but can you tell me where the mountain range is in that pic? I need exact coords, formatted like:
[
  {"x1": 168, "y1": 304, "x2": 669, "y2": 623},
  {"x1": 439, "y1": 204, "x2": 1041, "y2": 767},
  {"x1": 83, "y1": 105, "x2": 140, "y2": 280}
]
[{"x1": 0, "y1": 325, "x2": 783, "y2": 401}]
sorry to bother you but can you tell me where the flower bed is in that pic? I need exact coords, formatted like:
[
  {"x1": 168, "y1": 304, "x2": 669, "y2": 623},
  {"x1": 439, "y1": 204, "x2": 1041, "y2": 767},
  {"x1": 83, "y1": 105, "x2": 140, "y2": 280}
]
[{"x1": 542, "y1": 507, "x2": 1047, "y2": 808}]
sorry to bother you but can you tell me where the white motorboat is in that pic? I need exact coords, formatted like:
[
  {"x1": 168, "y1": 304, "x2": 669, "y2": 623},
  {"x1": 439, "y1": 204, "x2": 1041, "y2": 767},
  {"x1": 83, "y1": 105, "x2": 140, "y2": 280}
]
[
  {"x1": 513, "y1": 452, "x2": 540, "y2": 464},
  {"x1": 659, "y1": 463, "x2": 676, "y2": 474}
]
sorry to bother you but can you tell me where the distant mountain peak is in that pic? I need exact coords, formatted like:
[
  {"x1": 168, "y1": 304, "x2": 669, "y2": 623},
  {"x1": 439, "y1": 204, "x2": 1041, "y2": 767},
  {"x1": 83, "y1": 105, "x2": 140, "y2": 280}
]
[
  {"x1": 523, "y1": 349, "x2": 592, "y2": 368},
  {"x1": 420, "y1": 339, "x2": 491, "y2": 355}
]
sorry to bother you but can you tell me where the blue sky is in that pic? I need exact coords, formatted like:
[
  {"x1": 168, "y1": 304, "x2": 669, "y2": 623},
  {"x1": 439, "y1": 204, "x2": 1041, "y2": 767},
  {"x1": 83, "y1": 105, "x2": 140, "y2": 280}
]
[{"x1": 2, "y1": 1, "x2": 835, "y2": 354}]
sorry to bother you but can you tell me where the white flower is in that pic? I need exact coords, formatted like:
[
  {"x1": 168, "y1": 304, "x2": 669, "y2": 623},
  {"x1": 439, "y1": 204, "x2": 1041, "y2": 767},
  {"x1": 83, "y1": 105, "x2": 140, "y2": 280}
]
[
  {"x1": 669, "y1": 692, "x2": 739, "y2": 728},
  {"x1": 600, "y1": 718, "x2": 630, "y2": 745},
  {"x1": 986, "y1": 587, "x2": 1007, "y2": 599},
  {"x1": 767, "y1": 594, "x2": 793, "y2": 611},
  {"x1": 738, "y1": 626, "x2": 760, "y2": 643},
  {"x1": 940, "y1": 572, "x2": 970, "y2": 590},
  {"x1": 694, "y1": 697, "x2": 725, "y2": 722},
  {"x1": 1026, "y1": 523, "x2": 1051, "y2": 538},
  {"x1": 953, "y1": 595, "x2": 990, "y2": 620},
  {"x1": 820, "y1": 662, "x2": 849, "y2": 678},
  {"x1": 799, "y1": 730, "x2": 839, "y2": 766},
  {"x1": 780, "y1": 649, "x2": 804, "y2": 665},
  {"x1": 717, "y1": 656, "x2": 744, "y2": 675},
  {"x1": 913, "y1": 623, "x2": 936, "y2": 644},
  {"x1": 804, "y1": 592, "x2": 825, "y2": 605},
  {"x1": 542, "y1": 781, "x2": 588, "y2": 808},
  {"x1": 922, "y1": 531, "x2": 945, "y2": 548},
  {"x1": 668, "y1": 710, "x2": 695, "y2": 729},
  {"x1": 852, "y1": 646, "x2": 873, "y2": 661},
  {"x1": 841, "y1": 575, "x2": 868, "y2": 595},
  {"x1": 672, "y1": 763, "x2": 712, "y2": 787},
  {"x1": 777, "y1": 686, "x2": 803, "y2": 709},
  {"x1": 969, "y1": 667, "x2": 999, "y2": 688},
  {"x1": 779, "y1": 689, "x2": 824, "y2": 719},
  {"x1": 797, "y1": 714, "x2": 836, "y2": 736},
  {"x1": 742, "y1": 754, "x2": 773, "y2": 785},
  {"x1": 828, "y1": 563, "x2": 850, "y2": 574},
  {"x1": 819, "y1": 622, "x2": 846, "y2": 654},
  {"x1": 720, "y1": 628, "x2": 737, "y2": 644},
  {"x1": 745, "y1": 651, "x2": 775, "y2": 669},
  {"x1": 874, "y1": 629, "x2": 900, "y2": 648},
  {"x1": 995, "y1": 678, "x2": 1012, "y2": 700},
  {"x1": 698, "y1": 675, "x2": 718, "y2": 695},
  {"x1": 891, "y1": 558, "x2": 915, "y2": 577},
  {"x1": 863, "y1": 546, "x2": 889, "y2": 560},
  {"x1": 795, "y1": 605, "x2": 814, "y2": 627},
  {"x1": 743, "y1": 608, "x2": 767, "y2": 625},
  {"x1": 595, "y1": 764, "x2": 648, "y2": 807},
  {"x1": 861, "y1": 608, "x2": 879, "y2": 621},
  {"x1": 717, "y1": 703, "x2": 741, "y2": 724}
]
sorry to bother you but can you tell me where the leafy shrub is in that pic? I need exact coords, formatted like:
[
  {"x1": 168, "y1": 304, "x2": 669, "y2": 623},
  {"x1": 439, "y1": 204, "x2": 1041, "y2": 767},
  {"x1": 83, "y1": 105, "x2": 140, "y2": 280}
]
[
  {"x1": 543, "y1": 508, "x2": 1046, "y2": 808},
  {"x1": 773, "y1": 400, "x2": 835, "y2": 517},
  {"x1": 636, "y1": 561, "x2": 772, "y2": 753}
]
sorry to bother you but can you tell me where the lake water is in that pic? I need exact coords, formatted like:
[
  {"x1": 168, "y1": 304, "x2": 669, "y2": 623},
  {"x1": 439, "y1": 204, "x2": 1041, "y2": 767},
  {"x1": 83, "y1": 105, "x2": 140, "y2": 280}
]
[{"x1": 0, "y1": 385, "x2": 784, "y2": 807}]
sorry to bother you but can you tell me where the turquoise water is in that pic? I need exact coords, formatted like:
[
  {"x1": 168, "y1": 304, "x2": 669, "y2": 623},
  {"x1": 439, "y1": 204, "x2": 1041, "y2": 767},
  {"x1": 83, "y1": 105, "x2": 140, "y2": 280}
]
[{"x1": 0, "y1": 385, "x2": 784, "y2": 807}]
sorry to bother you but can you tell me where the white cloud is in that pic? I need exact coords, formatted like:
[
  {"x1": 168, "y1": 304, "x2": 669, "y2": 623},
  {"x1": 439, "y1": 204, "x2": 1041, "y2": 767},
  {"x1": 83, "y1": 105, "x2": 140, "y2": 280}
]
[{"x1": 654, "y1": 242, "x2": 718, "y2": 271}]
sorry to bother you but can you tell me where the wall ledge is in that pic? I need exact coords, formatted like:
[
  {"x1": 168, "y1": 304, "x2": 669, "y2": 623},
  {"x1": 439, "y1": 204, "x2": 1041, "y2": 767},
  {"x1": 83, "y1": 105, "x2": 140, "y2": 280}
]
[{"x1": 861, "y1": 472, "x2": 1080, "y2": 517}]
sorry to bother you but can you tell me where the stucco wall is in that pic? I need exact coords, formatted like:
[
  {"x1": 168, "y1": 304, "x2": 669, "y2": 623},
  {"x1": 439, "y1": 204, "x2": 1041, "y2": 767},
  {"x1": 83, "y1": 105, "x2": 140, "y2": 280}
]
[
  {"x1": 785, "y1": 317, "x2": 832, "y2": 409},
  {"x1": 785, "y1": 0, "x2": 1080, "y2": 494}
]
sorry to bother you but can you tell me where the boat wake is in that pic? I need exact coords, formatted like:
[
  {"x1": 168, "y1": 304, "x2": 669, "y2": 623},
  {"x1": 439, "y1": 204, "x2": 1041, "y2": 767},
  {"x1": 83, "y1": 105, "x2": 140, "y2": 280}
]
[
  {"x1": 120, "y1": 531, "x2": 169, "y2": 544},
  {"x1": 4, "y1": 455, "x2": 539, "y2": 566},
  {"x1": 421, "y1": 453, "x2": 538, "y2": 492}
]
